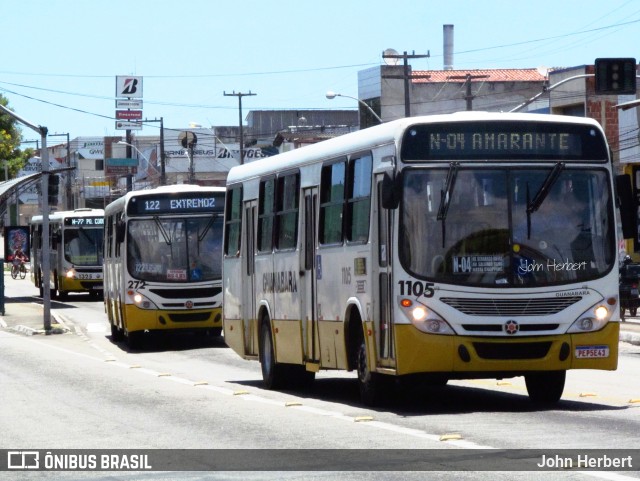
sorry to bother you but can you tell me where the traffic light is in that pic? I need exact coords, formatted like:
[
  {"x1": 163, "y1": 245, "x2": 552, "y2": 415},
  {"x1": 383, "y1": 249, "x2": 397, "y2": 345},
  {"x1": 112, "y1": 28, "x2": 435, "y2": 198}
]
[
  {"x1": 48, "y1": 174, "x2": 59, "y2": 206},
  {"x1": 595, "y1": 58, "x2": 637, "y2": 95}
]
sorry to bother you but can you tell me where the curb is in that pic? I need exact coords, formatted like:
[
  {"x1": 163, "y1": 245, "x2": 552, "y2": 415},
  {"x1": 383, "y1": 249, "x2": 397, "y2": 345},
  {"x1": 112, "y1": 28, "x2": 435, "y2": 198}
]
[
  {"x1": 5, "y1": 312, "x2": 71, "y2": 336},
  {"x1": 619, "y1": 331, "x2": 640, "y2": 346},
  {"x1": 10, "y1": 324, "x2": 69, "y2": 336}
]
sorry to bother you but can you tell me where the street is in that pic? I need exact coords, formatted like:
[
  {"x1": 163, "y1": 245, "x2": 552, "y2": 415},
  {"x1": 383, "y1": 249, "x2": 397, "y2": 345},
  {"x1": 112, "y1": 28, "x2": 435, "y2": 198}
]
[{"x1": 1, "y1": 272, "x2": 640, "y2": 481}]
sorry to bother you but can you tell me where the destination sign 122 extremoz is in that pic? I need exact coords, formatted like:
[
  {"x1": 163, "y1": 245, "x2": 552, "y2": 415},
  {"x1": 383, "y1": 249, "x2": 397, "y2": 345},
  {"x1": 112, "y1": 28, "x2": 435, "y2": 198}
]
[{"x1": 127, "y1": 193, "x2": 224, "y2": 215}]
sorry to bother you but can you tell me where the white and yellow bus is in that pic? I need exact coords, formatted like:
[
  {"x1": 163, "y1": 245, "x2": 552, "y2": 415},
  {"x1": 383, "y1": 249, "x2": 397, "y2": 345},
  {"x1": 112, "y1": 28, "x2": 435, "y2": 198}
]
[
  {"x1": 104, "y1": 185, "x2": 225, "y2": 348},
  {"x1": 30, "y1": 208, "x2": 105, "y2": 299},
  {"x1": 223, "y1": 112, "x2": 634, "y2": 405}
]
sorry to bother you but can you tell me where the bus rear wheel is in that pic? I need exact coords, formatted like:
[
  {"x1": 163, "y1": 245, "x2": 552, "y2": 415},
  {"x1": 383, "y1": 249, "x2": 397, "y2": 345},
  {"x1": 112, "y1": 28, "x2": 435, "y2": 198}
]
[
  {"x1": 259, "y1": 319, "x2": 287, "y2": 390},
  {"x1": 525, "y1": 371, "x2": 566, "y2": 405}
]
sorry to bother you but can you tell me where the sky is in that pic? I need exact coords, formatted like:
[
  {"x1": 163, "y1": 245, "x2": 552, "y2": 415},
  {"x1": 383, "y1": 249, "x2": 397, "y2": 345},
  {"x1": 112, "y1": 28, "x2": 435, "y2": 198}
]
[{"x1": 3, "y1": 0, "x2": 640, "y2": 145}]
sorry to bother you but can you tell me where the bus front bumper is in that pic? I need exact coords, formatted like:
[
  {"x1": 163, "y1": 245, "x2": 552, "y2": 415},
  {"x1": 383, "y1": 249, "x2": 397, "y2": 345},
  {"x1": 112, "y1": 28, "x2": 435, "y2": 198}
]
[
  {"x1": 123, "y1": 304, "x2": 223, "y2": 334},
  {"x1": 393, "y1": 322, "x2": 619, "y2": 376},
  {"x1": 59, "y1": 276, "x2": 103, "y2": 293}
]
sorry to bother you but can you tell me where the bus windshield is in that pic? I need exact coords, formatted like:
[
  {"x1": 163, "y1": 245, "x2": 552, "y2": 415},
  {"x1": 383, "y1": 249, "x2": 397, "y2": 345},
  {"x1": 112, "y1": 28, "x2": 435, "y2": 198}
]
[
  {"x1": 64, "y1": 228, "x2": 104, "y2": 266},
  {"x1": 127, "y1": 216, "x2": 223, "y2": 283},
  {"x1": 400, "y1": 167, "x2": 615, "y2": 286}
]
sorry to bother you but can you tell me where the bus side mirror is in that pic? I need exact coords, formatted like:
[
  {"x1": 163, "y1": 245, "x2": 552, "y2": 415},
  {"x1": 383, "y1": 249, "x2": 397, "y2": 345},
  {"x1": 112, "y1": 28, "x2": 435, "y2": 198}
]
[
  {"x1": 381, "y1": 171, "x2": 400, "y2": 210},
  {"x1": 616, "y1": 174, "x2": 637, "y2": 239},
  {"x1": 116, "y1": 220, "x2": 126, "y2": 243},
  {"x1": 51, "y1": 232, "x2": 59, "y2": 248}
]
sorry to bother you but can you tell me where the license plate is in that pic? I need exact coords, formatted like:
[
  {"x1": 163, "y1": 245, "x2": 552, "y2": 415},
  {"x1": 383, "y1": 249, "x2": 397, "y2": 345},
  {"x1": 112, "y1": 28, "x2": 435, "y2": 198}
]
[
  {"x1": 76, "y1": 273, "x2": 102, "y2": 280},
  {"x1": 575, "y1": 345, "x2": 609, "y2": 359}
]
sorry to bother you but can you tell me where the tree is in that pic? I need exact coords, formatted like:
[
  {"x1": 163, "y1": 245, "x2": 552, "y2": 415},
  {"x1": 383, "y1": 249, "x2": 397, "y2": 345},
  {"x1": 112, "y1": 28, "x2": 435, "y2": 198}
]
[{"x1": 0, "y1": 94, "x2": 25, "y2": 181}]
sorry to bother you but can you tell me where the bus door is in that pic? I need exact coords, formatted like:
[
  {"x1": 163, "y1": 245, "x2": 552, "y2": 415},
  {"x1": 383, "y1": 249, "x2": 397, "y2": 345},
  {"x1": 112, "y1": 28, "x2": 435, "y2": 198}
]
[
  {"x1": 302, "y1": 187, "x2": 320, "y2": 364},
  {"x1": 242, "y1": 201, "x2": 258, "y2": 355},
  {"x1": 375, "y1": 175, "x2": 395, "y2": 367}
]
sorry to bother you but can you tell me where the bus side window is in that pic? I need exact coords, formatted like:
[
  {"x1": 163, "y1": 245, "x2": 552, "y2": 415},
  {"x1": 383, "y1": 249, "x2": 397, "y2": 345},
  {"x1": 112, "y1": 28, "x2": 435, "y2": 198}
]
[
  {"x1": 275, "y1": 172, "x2": 300, "y2": 250},
  {"x1": 106, "y1": 215, "x2": 113, "y2": 258},
  {"x1": 258, "y1": 178, "x2": 276, "y2": 253},
  {"x1": 115, "y1": 216, "x2": 124, "y2": 257},
  {"x1": 224, "y1": 186, "x2": 242, "y2": 257},
  {"x1": 319, "y1": 159, "x2": 346, "y2": 245},
  {"x1": 346, "y1": 153, "x2": 372, "y2": 243}
]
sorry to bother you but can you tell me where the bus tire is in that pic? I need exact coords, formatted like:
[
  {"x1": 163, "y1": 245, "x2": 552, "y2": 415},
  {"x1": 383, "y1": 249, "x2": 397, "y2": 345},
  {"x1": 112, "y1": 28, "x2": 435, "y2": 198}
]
[
  {"x1": 286, "y1": 364, "x2": 315, "y2": 389},
  {"x1": 110, "y1": 322, "x2": 124, "y2": 342},
  {"x1": 525, "y1": 371, "x2": 565, "y2": 405},
  {"x1": 356, "y1": 336, "x2": 388, "y2": 406},
  {"x1": 207, "y1": 328, "x2": 222, "y2": 337},
  {"x1": 259, "y1": 318, "x2": 287, "y2": 390},
  {"x1": 125, "y1": 330, "x2": 142, "y2": 350}
]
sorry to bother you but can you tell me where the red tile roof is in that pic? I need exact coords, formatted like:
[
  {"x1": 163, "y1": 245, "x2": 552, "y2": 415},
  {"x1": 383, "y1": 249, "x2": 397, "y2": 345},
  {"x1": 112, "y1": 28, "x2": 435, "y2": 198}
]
[{"x1": 411, "y1": 68, "x2": 547, "y2": 83}]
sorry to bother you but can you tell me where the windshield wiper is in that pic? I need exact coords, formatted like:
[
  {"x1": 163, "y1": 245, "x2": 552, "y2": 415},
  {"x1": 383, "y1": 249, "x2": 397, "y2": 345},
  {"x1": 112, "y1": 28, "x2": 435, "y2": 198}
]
[
  {"x1": 437, "y1": 162, "x2": 459, "y2": 247},
  {"x1": 153, "y1": 216, "x2": 172, "y2": 246},
  {"x1": 527, "y1": 162, "x2": 564, "y2": 214},
  {"x1": 198, "y1": 215, "x2": 216, "y2": 243},
  {"x1": 525, "y1": 162, "x2": 564, "y2": 239}
]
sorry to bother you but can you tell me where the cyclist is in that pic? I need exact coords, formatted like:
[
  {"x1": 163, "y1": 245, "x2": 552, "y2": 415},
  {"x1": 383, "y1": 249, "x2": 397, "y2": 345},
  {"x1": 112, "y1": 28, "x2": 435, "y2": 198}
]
[{"x1": 11, "y1": 247, "x2": 29, "y2": 278}]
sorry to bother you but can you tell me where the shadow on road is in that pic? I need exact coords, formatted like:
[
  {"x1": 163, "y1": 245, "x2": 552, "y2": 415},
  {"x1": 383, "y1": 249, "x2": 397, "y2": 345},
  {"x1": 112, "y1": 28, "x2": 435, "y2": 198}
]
[
  {"x1": 230, "y1": 375, "x2": 627, "y2": 416},
  {"x1": 107, "y1": 330, "x2": 228, "y2": 353}
]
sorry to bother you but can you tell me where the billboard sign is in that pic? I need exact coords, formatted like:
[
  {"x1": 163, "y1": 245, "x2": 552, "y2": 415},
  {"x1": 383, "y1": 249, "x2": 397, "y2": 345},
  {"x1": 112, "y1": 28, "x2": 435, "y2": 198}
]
[
  {"x1": 4, "y1": 226, "x2": 30, "y2": 261},
  {"x1": 115, "y1": 121, "x2": 143, "y2": 130},
  {"x1": 116, "y1": 99, "x2": 143, "y2": 109},
  {"x1": 115, "y1": 76, "x2": 143, "y2": 98},
  {"x1": 116, "y1": 110, "x2": 143, "y2": 120}
]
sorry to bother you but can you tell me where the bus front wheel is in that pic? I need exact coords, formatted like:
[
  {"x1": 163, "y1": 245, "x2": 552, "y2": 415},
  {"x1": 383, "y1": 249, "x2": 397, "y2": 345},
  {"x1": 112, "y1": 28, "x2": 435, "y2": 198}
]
[
  {"x1": 125, "y1": 330, "x2": 142, "y2": 350},
  {"x1": 110, "y1": 322, "x2": 124, "y2": 342},
  {"x1": 525, "y1": 371, "x2": 566, "y2": 405},
  {"x1": 356, "y1": 336, "x2": 388, "y2": 406}
]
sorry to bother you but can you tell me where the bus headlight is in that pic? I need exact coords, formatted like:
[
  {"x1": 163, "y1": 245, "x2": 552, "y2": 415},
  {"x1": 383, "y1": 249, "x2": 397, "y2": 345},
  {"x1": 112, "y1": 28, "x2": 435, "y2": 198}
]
[
  {"x1": 65, "y1": 269, "x2": 75, "y2": 279},
  {"x1": 127, "y1": 290, "x2": 158, "y2": 310},
  {"x1": 399, "y1": 298, "x2": 455, "y2": 335},
  {"x1": 567, "y1": 303, "x2": 611, "y2": 333}
]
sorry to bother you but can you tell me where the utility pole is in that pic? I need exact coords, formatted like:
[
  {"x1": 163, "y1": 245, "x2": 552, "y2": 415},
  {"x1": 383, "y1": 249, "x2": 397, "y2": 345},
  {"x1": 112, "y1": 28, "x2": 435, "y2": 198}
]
[
  {"x1": 224, "y1": 91, "x2": 256, "y2": 164},
  {"x1": 125, "y1": 129, "x2": 133, "y2": 192},
  {"x1": 382, "y1": 50, "x2": 430, "y2": 117},
  {"x1": 448, "y1": 73, "x2": 489, "y2": 111}
]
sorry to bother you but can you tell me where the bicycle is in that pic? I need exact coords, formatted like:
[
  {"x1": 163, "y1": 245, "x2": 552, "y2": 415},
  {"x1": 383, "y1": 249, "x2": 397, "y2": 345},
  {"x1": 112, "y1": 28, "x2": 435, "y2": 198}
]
[{"x1": 10, "y1": 259, "x2": 28, "y2": 280}]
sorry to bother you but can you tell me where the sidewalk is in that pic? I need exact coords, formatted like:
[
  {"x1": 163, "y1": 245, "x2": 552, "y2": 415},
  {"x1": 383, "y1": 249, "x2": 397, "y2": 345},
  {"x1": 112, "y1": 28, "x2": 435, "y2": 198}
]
[
  {"x1": 0, "y1": 271, "x2": 68, "y2": 336},
  {"x1": 0, "y1": 296, "x2": 69, "y2": 336}
]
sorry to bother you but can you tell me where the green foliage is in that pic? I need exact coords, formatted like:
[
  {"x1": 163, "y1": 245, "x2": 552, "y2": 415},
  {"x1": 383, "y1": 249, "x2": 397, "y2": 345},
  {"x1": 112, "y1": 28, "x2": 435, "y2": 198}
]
[{"x1": 0, "y1": 94, "x2": 26, "y2": 181}]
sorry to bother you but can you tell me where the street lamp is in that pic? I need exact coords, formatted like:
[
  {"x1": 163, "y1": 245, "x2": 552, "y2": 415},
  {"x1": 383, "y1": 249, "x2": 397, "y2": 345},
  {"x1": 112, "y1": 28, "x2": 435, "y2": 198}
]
[
  {"x1": 615, "y1": 98, "x2": 640, "y2": 111},
  {"x1": 326, "y1": 91, "x2": 382, "y2": 124}
]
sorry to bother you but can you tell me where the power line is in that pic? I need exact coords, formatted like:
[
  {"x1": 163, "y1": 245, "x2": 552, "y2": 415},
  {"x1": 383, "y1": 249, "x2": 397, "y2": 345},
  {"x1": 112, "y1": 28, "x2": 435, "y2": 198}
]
[
  {"x1": 452, "y1": 18, "x2": 640, "y2": 58},
  {"x1": 0, "y1": 62, "x2": 378, "y2": 80}
]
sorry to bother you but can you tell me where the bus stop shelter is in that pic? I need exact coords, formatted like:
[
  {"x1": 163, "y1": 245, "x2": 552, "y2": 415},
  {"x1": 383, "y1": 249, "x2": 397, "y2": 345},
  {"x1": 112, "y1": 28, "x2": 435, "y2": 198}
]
[{"x1": 0, "y1": 172, "x2": 42, "y2": 315}]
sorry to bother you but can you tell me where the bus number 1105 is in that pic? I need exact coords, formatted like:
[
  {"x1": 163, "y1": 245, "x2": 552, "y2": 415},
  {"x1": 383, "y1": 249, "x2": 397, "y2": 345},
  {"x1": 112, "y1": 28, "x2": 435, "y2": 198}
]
[{"x1": 398, "y1": 280, "x2": 435, "y2": 298}]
